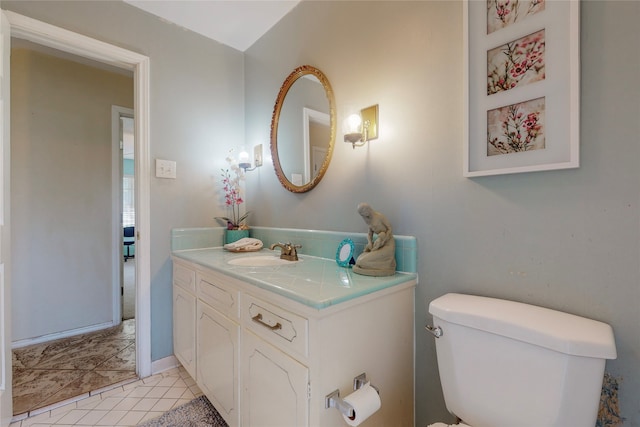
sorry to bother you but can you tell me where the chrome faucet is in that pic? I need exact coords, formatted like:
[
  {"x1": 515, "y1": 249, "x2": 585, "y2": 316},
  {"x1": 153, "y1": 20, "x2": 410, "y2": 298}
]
[{"x1": 269, "y1": 242, "x2": 301, "y2": 261}]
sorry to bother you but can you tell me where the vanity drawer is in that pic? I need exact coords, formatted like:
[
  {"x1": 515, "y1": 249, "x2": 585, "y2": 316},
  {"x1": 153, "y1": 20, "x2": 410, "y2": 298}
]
[
  {"x1": 197, "y1": 270, "x2": 240, "y2": 320},
  {"x1": 243, "y1": 294, "x2": 308, "y2": 359},
  {"x1": 173, "y1": 261, "x2": 196, "y2": 293}
]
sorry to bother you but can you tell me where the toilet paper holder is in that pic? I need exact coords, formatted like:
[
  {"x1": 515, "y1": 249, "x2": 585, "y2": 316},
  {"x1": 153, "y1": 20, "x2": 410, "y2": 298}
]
[{"x1": 325, "y1": 373, "x2": 379, "y2": 418}]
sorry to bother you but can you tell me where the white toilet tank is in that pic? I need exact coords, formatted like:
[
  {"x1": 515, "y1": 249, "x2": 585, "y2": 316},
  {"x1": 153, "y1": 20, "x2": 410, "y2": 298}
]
[{"x1": 428, "y1": 293, "x2": 617, "y2": 427}]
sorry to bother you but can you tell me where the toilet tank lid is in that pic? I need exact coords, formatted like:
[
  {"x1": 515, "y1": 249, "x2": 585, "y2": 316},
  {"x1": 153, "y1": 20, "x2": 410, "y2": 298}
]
[{"x1": 429, "y1": 293, "x2": 617, "y2": 359}]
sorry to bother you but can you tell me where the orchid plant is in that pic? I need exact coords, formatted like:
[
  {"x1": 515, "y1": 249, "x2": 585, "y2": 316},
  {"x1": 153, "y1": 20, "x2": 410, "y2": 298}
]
[{"x1": 215, "y1": 150, "x2": 250, "y2": 230}]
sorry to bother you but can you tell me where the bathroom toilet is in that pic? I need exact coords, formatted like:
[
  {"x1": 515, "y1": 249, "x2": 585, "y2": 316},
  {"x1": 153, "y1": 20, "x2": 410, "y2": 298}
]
[{"x1": 426, "y1": 293, "x2": 617, "y2": 427}]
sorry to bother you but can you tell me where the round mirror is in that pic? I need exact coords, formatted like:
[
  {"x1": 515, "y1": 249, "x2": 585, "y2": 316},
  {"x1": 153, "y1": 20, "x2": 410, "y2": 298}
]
[
  {"x1": 336, "y1": 238, "x2": 355, "y2": 267},
  {"x1": 270, "y1": 65, "x2": 336, "y2": 193}
]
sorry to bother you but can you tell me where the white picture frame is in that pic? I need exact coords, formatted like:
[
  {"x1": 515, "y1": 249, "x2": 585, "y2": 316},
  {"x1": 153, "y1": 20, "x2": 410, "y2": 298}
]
[{"x1": 463, "y1": 0, "x2": 580, "y2": 177}]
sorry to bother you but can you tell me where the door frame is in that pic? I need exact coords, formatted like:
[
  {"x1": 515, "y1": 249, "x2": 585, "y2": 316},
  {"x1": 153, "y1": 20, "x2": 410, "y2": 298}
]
[
  {"x1": 1, "y1": 11, "x2": 10, "y2": 426},
  {"x1": 6, "y1": 11, "x2": 152, "y2": 378},
  {"x1": 302, "y1": 107, "x2": 329, "y2": 182},
  {"x1": 112, "y1": 106, "x2": 134, "y2": 324}
]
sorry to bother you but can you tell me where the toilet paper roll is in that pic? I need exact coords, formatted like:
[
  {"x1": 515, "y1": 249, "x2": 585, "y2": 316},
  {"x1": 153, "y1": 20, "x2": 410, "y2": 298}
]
[{"x1": 342, "y1": 382, "x2": 381, "y2": 426}]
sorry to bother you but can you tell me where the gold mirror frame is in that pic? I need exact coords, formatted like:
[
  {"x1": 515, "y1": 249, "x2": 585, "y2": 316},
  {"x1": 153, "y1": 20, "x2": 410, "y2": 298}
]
[{"x1": 270, "y1": 65, "x2": 336, "y2": 193}]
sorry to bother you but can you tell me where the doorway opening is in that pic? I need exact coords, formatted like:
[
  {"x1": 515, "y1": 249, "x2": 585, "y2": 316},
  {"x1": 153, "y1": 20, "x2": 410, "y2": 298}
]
[
  {"x1": 10, "y1": 41, "x2": 138, "y2": 417},
  {"x1": 3, "y1": 10, "x2": 152, "y2": 422}
]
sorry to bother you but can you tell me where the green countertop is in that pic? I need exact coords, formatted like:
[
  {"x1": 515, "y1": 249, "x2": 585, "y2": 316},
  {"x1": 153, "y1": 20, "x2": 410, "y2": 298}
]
[{"x1": 172, "y1": 248, "x2": 417, "y2": 310}]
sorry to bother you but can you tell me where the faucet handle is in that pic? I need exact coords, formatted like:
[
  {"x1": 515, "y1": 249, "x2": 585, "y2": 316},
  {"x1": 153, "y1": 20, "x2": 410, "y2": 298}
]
[
  {"x1": 287, "y1": 243, "x2": 301, "y2": 251},
  {"x1": 289, "y1": 243, "x2": 301, "y2": 261}
]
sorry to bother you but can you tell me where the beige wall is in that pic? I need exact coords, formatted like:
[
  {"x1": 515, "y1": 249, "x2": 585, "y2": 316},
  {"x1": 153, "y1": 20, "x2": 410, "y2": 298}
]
[
  {"x1": 245, "y1": 1, "x2": 640, "y2": 425},
  {"x1": 11, "y1": 47, "x2": 133, "y2": 341}
]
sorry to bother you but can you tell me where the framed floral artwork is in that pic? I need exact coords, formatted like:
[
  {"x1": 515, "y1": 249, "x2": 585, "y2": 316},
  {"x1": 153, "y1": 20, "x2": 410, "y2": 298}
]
[{"x1": 463, "y1": 0, "x2": 579, "y2": 177}]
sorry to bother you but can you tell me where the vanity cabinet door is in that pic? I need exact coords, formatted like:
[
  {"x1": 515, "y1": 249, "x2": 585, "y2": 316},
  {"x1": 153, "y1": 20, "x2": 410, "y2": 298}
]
[
  {"x1": 173, "y1": 285, "x2": 196, "y2": 379},
  {"x1": 197, "y1": 300, "x2": 240, "y2": 427},
  {"x1": 173, "y1": 260, "x2": 196, "y2": 293},
  {"x1": 243, "y1": 330, "x2": 309, "y2": 427}
]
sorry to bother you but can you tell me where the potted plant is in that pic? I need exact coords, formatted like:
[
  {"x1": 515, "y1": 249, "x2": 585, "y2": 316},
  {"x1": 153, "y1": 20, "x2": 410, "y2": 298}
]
[{"x1": 216, "y1": 151, "x2": 250, "y2": 244}]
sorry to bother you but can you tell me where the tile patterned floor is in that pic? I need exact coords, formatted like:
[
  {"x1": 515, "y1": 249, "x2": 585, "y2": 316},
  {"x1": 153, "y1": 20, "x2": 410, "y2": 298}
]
[
  {"x1": 13, "y1": 320, "x2": 138, "y2": 416},
  {"x1": 9, "y1": 366, "x2": 201, "y2": 427}
]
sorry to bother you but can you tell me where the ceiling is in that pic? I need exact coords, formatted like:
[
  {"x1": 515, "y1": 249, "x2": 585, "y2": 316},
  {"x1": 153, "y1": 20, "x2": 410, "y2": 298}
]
[{"x1": 123, "y1": 0, "x2": 301, "y2": 52}]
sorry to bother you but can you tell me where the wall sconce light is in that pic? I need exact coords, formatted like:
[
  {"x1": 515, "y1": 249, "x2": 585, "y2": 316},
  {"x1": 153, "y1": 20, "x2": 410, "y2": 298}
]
[
  {"x1": 238, "y1": 149, "x2": 254, "y2": 172},
  {"x1": 238, "y1": 144, "x2": 263, "y2": 172},
  {"x1": 343, "y1": 104, "x2": 379, "y2": 149}
]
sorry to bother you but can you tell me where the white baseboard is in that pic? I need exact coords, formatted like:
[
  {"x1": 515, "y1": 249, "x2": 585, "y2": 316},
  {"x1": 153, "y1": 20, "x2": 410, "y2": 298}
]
[
  {"x1": 12, "y1": 321, "x2": 114, "y2": 349},
  {"x1": 151, "y1": 355, "x2": 179, "y2": 375}
]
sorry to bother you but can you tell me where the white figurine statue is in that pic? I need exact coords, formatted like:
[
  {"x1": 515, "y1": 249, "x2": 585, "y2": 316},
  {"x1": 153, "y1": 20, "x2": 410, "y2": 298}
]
[{"x1": 353, "y1": 203, "x2": 397, "y2": 276}]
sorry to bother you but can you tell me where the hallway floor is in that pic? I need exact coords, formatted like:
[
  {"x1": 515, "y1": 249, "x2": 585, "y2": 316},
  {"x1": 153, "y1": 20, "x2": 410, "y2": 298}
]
[
  {"x1": 12, "y1": 319, "x2": 138, "y2": 417},
  {"x1": 10, "y1": 366, "x2": 200, "y2": 427}
]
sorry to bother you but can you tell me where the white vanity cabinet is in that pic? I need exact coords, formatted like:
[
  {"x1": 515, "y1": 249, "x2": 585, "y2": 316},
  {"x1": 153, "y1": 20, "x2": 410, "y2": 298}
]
[
  {"x1": 172, "y1": 254, "x2": 415, "y2": 427},
  {"x1": 172, "y1": 260, "x2": 196, "y2": 379},
  {"x1": 195, "y1": 269, "x2": 241, "y2": 427}
]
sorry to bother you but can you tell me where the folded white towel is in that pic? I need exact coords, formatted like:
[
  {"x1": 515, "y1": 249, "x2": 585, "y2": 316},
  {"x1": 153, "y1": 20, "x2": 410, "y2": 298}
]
[{"x1": 224, "y1": 237, "x2": 264, "y2": 251}]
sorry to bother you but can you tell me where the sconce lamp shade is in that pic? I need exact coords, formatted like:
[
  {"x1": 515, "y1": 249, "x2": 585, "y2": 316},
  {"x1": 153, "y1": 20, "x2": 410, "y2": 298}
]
[
  {"x1": 345, "y1": 113, "x2": 362, "y2": 133},
  {"x1": 238, "y1": 149, "x2": 253, "y2": 171},
  {"x1": 343, "y1": 104, "x2": 379, "y2": 148},
  {"x1": 238, "y1": 149, "x2": 250, "y2": 162},
  {"x1": 344, "y1": 113, "x2": 363, "y2": 143}
]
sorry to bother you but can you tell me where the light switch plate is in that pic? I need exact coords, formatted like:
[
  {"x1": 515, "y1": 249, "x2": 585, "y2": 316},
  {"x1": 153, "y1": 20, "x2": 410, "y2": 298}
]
[{"x1": 156, "y1": 159, "x2": 176, "y2": 179}]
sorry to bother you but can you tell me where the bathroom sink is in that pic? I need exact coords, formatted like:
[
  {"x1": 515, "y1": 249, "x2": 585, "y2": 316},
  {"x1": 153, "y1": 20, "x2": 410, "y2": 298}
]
[{"x1": 227, "y1": 255, "x2": 300, "y2": 267}]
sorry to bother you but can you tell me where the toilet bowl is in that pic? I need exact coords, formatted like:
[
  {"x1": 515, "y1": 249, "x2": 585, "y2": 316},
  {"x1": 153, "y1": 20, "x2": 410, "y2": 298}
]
[{"x1": 426, "y1": 293, "x2": 617, "y2": 427}]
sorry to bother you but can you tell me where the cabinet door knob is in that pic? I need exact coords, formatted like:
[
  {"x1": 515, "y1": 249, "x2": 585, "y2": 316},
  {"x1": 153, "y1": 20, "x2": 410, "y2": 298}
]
[{"x1": 252, "y1": 313, "x2": 282, "y2": 331}]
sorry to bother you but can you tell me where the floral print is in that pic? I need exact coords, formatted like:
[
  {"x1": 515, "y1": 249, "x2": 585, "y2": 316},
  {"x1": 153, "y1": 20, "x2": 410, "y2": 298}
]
[
  {"x1": 487, "y1": 0, "x2": 545, "y2": 34},
  {"x1": 487, "y1": 97, "x2": 545, "y2": 156},
  {"x1": 487, "y1": 29, "x2": 545, "y2": 95}
]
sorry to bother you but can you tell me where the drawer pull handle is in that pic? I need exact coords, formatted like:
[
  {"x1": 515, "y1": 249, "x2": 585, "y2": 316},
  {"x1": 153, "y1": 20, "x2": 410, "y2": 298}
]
[{"x1": 252, "y1": 313, "x2": 282, "y2": 331}]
